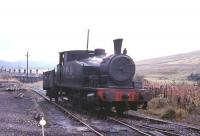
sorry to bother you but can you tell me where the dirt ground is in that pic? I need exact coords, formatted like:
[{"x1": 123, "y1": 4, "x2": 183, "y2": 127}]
[
  {"x1": 0, "y1": 90, "x2": 41, "y2": 136},
  {"x1": 0, "y1": 86, "x2": 90, "y2": 136}
]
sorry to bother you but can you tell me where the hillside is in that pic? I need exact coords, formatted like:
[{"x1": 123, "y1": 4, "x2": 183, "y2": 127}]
[{"x1": 135, "y1": 50, "x2": 200, "y2": 82}]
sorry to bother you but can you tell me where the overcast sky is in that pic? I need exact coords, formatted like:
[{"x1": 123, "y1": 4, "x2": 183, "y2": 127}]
[{"x1": 0, "y1": 0, "x2": 200, "y2": 63}]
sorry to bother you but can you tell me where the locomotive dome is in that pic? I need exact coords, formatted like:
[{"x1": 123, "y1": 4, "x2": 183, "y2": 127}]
[{"x1": 109, "y1": 55, "x2": 135, "y2": 82}]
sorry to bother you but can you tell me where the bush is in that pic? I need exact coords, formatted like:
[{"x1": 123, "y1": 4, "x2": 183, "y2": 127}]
[
  {"x1": 175, "y1": 108, "x2": 187, "y2": 120},
  {"x1": 161, "y1": 107, "x2": 176, "y2": 119},
  {"x1": 161, "y1": 107, "x2": 186, "y2": 120},
  {"x1": 147, "y1": 98, "x2": 187, "y2": 120},
  {"x1": 148, "y1": 97, "x2": 169, "y2": 109}
]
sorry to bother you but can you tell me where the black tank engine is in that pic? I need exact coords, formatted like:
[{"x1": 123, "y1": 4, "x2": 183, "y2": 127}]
[{"x1": 43, "y1": 38, "x2": 146, "y2": 113}]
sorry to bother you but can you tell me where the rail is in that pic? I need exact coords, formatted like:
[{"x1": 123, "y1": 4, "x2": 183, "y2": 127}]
[
  {"x1": 32, "y1": 88, "x2": 104, "y2": 136},
  {"x1": 128, "y1": 112, "x2": 200, "y2": 132},
  {"x1": 109, "y1": 117, "x2": 181, "y2": 136}
]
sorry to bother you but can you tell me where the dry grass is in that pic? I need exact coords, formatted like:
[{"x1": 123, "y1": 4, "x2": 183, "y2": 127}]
[
  {"x1": 146, "y1": 97, "x2": 187, "y2": 120},
  {"x1": 22, "y1": 81, "x2": 43, "y2": 89},
  {"x1": 136, "y1": 51, "x2": 200, "y2": 124},
  {"x1": 0, "y1": 76, "x2": 43, "y2": 90},
  {"x1": 0, "y1": 76, "x2": 21, "y2": 83},
  {"x1": 141, "y1": 80, "x2": 200, "y2": 125},
  {"x1": 136, "y1": 50, "x2": 200, "y2": 81},
  {"x1": 148, "y1": 97, "x2": 169, "y2": 109}
]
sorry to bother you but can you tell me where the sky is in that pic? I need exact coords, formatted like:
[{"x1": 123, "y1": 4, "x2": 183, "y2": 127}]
[{"x1": 0, "y1": 0, "x2": 200, "y2": 63}]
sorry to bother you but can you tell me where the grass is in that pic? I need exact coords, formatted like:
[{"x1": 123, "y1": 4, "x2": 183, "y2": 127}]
[
  {"x1": 142, "y1": 80, "x2": 200, "y2": 123},
  {"x1": 22, "y1": 81, "x2": 43, "y2": 89},
  {"x1": 146, "y1": 97, "x2": 187, "y2": 120},
  {"x1": 0, "y1": 76, "x2": 21, "y2": 82}
]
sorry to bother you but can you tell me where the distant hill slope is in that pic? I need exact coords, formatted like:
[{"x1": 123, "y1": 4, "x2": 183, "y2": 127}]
[
  {"x1": 135, "y1": 50, "x2": 200, "y2": 81},
  {"x1": 0, "y1": 60, "x2": 55, "y2": 69}
]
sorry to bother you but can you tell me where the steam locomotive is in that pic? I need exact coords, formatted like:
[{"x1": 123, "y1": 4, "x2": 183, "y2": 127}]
[{"x1": 43, "y1": 39, "x2": 147, "y2": 113}]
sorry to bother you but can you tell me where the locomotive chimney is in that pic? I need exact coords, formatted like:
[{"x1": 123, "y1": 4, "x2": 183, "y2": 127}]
[{"x1": 113, "y1": 38, "x2": 123, "y2": 54}]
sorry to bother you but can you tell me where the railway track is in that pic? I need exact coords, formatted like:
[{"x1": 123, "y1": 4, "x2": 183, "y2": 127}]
[
  {"x1": 127, "y1": 111, "x2": 200, "y2": 135},
  {"x1": 33, "y1": 88, "x2": 166, "y2": 136},
  {"x1": 108, "y1": 117, "x2": 181, "y2": 136},
  {"x1": 32, "y1": 88, "x2": 104, "y2": 136},
  {"x1": 32, "y1": 88, "x2": 200, "y2": 136},
  {"x1": 108, "y1": 117, "x2": 151, "y2": 136}
]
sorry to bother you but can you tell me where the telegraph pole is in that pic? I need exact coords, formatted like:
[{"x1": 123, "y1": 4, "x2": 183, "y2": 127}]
[
  {"x1": 86, "y1": 29, "x2": 90, "y2": 50},
  {"x1": 25, "y1": 52, "x2": 30, "y2": 80}
]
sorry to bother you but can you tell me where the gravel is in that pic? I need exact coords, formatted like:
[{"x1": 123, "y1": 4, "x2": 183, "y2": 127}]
[
  {"x1": 0, "y1": 90, "x2": 41, "y2": 136},
  {"x1": 3, "y1": 81, "x2": 199, "y2": 136},
  {"x1": 0, "y1": 86, "x2": 92, "y2": 136}
]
